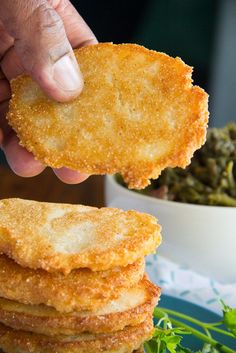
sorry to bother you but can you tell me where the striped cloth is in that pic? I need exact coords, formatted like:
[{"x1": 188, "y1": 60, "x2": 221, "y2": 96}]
[{"x1": 146, "y1": 254, "x2": 236, "y2": 314}]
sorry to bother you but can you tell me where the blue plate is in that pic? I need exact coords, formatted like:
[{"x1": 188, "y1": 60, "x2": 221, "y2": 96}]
[{"x1": 156, "y1": 295, "x2": 236, "y2": 351}]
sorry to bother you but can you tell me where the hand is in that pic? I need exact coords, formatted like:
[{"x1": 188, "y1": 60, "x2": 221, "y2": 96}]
[{"x1": 0, "y1": 0, "x2": 97, "y2": 183}]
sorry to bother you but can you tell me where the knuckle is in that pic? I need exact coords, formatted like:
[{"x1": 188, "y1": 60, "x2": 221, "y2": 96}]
[
  {"x1": 15, "y1": 38, "x2": 33, "y2": 60},
  {"x1": 34, "y1": 4, "x2": 64, "y2": 36},
  {"x1": 30, "y1": 4, "x2": 71, "y2": 62}
]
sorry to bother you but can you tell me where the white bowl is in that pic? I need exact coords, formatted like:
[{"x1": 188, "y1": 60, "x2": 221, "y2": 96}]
[{"x1": 105, "y1": 175, "x2": 236, "y2": 284}]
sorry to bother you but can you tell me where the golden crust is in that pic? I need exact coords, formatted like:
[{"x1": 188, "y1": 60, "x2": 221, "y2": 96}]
[
  {"x1": 0, "y1": 317, "x2": 154, "y2": 353},
  {"x1": 8, "y1": 43, "x2": 209, "y2": 189},
  {"x1": 133, "y1": 347, "x2": 145, "y2": 353},
  {"x1": 0, "y1": 198, "x2": 161, "y2": 274},
  {"x1": 0, "y1": 276, "x2": 160, "y2": 335},
  {"x1": 0, "y1": 346, "x2": 144, "y2": 353},
  {"x1": 134, "y1": 347, "x2": 145, "y2": 353},
  {"x1": 134, "y1": 348, "x2": 144, "y2": 353},
  {"x1": 0, "y1": 255, "x2": 144, "y2": 313},
  {"x1": 0, "y1": 344, "x2": 145, "y2": 353}
]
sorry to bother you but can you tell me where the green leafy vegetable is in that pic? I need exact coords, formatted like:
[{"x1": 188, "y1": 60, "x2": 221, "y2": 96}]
[
  {"x1": 117, "y1": 123, "x2": 236, "y2": 206},
  {"x1": 145, "y1": 301, "x2": 236, "y2": 353},
  {"x1": 148, "y1": 123, "x2": 236, "y2": 206}
]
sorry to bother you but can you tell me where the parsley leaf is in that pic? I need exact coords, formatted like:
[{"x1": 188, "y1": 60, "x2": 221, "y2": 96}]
[
  {"x1": 221, "y1": 300, "x2": 236, "y2": 337},
  {"x1": 145, "y1": 301, "x2": 236, "y2": 353}
]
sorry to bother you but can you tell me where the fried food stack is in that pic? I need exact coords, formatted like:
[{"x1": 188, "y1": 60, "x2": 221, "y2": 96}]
[{"x1": 0, "y1": 198, "x2": 162, "y2": 353}]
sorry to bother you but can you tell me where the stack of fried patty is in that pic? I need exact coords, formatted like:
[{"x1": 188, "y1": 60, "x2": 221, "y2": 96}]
[{"x1": 0, "y1": 198, "x2": 162, "y2": 353}]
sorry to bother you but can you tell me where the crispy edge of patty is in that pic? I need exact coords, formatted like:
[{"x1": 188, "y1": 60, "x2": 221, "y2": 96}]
[
  {"x1": 0, "y1": 198, "x2": 161, "y2": 274},
  {"x1": 0, "y1": 316, "x2": 154, "y2": 353},
  {"x1": 0, "y1": 254, "x2": 145, "y2": 313},
  {"x1": 0, "y1": 276, "x2": 160, "y2": 335}
]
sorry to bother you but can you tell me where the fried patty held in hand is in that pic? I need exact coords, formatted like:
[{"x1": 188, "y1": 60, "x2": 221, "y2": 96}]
[{"x1": 8, "y1": 43, "x2": 209, "y2": 189}]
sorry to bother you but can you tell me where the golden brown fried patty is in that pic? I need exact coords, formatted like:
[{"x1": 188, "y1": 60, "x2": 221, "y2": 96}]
[
  {"x1": 0, "y1": 276, "x2": 160, "y2": 335},
  {"x1": 0, "y1": 198, "x2": 161, "y2": 274},
  {"x1": 8, "y1": 43, "x2": 209, "y2": 189},
  {"x1": 0, "y1": 255, "x2": 144, "y2": 313},
  {"x1": 0, "y1": 317, "x2": 153, "y2": 353}
]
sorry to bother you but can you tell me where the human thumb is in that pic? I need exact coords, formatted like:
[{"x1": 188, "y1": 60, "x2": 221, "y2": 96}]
[{"x1": 0, "y1": 1, "x2": 83, "y2": 102}]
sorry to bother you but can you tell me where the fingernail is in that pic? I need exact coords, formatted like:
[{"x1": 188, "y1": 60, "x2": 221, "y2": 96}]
[{"x1": 53, "y1": 54, "x2": 83, "y2": 92}]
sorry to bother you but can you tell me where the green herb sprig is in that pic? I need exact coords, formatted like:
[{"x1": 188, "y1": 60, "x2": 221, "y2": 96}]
[{"x1": 144, "y1": 301, "x2": 236, "y2": 353}]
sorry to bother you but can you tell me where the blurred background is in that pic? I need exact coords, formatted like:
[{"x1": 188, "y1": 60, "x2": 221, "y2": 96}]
[
  {"x1": 0, "y1": 0, "x2": 236, "y2": 202},
  {"x1": 76, "y1": 0, "x2": 236, "y2": 127}
]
